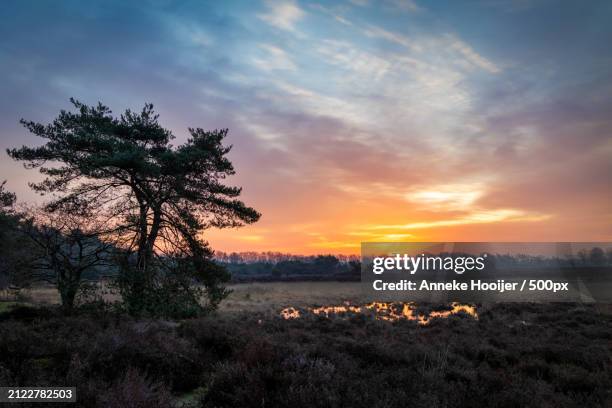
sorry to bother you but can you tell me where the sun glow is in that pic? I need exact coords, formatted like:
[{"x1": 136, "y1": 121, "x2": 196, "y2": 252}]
[{"x1": 406, "y1": 184, "x2": 484, "y2": 211}]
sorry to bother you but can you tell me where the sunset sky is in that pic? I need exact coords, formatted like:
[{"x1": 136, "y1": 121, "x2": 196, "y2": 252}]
[{"x1": 1, "y1": 0, "x2": 611, "y2": 254}]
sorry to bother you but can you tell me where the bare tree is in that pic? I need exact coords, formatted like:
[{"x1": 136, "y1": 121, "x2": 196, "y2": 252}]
[{"x1": 23, "y1": 209, "x2": 113, "y2": 312}]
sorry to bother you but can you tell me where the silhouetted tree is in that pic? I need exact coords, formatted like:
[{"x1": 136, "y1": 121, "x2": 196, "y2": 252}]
[
  {"x1": 23, "y1": 210, "x2": 112, "y2": 312},
  {"x1": 0, "y1": 181, "x2": 16, "y2": 209},
  {"x1": 0, "y1": 182, "x2": 33, "y2": 296},
  {"x1": 0, "y1": 181, "x2": 16, "y2": 294},
  {"x1": 348, "y1": 260, "x2": 361, "y2": 276},
  {"x1": 589, "y1": 247, "x2": 606, "y2": 266},
  {"x1": 313, "y1": 255, "x2": 340, "y2": 273},
  {"x1": 8, "y1": 99, "x2": 260, "y2": 314}
]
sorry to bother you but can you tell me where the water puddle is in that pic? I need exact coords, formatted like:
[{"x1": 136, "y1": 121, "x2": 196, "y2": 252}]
[{"x1": 280, "y1": 302, "x2": 477, "y2": 325}]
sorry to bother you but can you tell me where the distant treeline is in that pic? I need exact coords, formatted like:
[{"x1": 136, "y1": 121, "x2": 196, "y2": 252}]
[
  {"x1": 214, "y1": 251, "x2": 359, "y2": 264},
  {"x1": 491, "y1": 248, "x2": 612, "y2": 268},
  {"x1": 218, "y1": 254, "x2": 362, "y2": 283},
  {"x1": 215, "y1": 248, "x2": 612, "y2": 283}
]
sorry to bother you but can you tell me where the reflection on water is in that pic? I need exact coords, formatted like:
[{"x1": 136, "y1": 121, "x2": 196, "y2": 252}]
[
  {"x1": 280, "y1": 307, "x2": 301, "y2": 319},
  {"x1": 280, "y1": 302, "x2": 477, "y2": 325}
]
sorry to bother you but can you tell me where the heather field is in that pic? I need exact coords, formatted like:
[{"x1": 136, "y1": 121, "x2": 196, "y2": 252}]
[{"x1": 1, "y1": 283, "x2": 611, "y2": 408}]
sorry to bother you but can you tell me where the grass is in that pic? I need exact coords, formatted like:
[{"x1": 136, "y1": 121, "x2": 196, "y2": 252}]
[
  {"x1": 219, "y1": 281, "x2": 364, "y2": 313},
  {"x1": 0, "y1": 301, "x2": 18, "y2": 313},
  {"x1": 17, "y1": 281, "x2": 365, "y2": 314}
]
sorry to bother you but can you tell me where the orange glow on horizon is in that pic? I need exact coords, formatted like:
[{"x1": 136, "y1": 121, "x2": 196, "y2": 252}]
[{"x1": 204, "y1": 182, "x2": 611, "y2": 255}]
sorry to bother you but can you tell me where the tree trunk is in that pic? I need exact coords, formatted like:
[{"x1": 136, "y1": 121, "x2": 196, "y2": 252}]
[{"x1": 59, "y1": 282, "x2": 77, "y2": 314}]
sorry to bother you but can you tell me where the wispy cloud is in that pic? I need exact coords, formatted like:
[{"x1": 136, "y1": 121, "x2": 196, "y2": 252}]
[
  {"x1": 258, "y1": 0, "x2": 306, "y2": 31},
  {"x1": 387, "y1": 0, "x2": 421, "y2": 13},
  {"x1": 405, "y1": 184, "x2": 484, "y2": 212},
  {"x1": 309, "y1": 4, "x2": 353, "y2": 26},
  {"x1": 364, "y1": 209, "x2": 551, "y2": 231},
  {"x1": 363, "y1": 25, "x2": 421, "y2": 51},
  {"x1": 253, "y1": 44, "x2": 297, "y2": 71},
  {"x1": 316, "y1": 39, "x2": 391, "y2": 79},
  {"x1": 443, "y1": 34, "x2": 501, "y2": 73}
]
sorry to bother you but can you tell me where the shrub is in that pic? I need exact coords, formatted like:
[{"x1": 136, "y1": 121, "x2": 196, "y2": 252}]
[
  {"x1": 98, "y1": 368, "x2": 174, "y2": 408},
  {"x1": 0, "y1": 304, "x2": 610, "y2": 408}
]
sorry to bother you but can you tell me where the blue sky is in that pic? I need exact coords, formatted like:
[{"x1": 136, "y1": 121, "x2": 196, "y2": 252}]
[{"x1": 1, "y1": 0, "x2": 611, "y2": 253}]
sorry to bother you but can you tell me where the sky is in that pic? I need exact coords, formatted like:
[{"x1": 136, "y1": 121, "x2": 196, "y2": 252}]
[{"x1": 1, "y1": 0, "x2": 611, "y2": 254}]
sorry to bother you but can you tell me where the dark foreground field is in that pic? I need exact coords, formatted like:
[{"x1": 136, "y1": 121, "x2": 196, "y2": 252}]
[{"x1": 0, "y1": 302, "x2": 611, "y2": 408}]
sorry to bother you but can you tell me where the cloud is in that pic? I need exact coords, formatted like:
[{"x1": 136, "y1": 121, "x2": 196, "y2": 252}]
[
  {"x1": 309, "y1": 4, "x2": 353, "y2": 26},
  {"x1": 1, "y1": 0, "x2": 610, "y2": 253},
  {"x1": 363, "y1": 26, "x2": 499, "y2": 74},
  {"x1": 237, "y1": 235, "x2": 265, "y2": 242},
  {"x1": 387, "y1": 0, "x2": 421, "y2": 13},
  {"x1": 169, "y1": 22, "x2": 213, "y2": 48},
  {"x1": 316, "y1": 39, "x2": 391, "y2": 79},
  {"x1": 363, "y1": 209, "x2": 551, "y2": 231},
  {"x1": 258, "y1": 0, "x2": 306, "y2": 32},
  {"x1": 267, "y1": 81, "x2": 372, "y2": 128},
  {"x1": 443, "y1": 34, "x2": 501, "y2": 73},
  {"x1": 363, "y1": 25, "x2": 421, "y2": 52},
  {"x1": 405, "y1": 184, "x2": 484, "y2": 212},
  {"x1": 253, "y1": 44, "x2": 297, "y2": 71}
]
